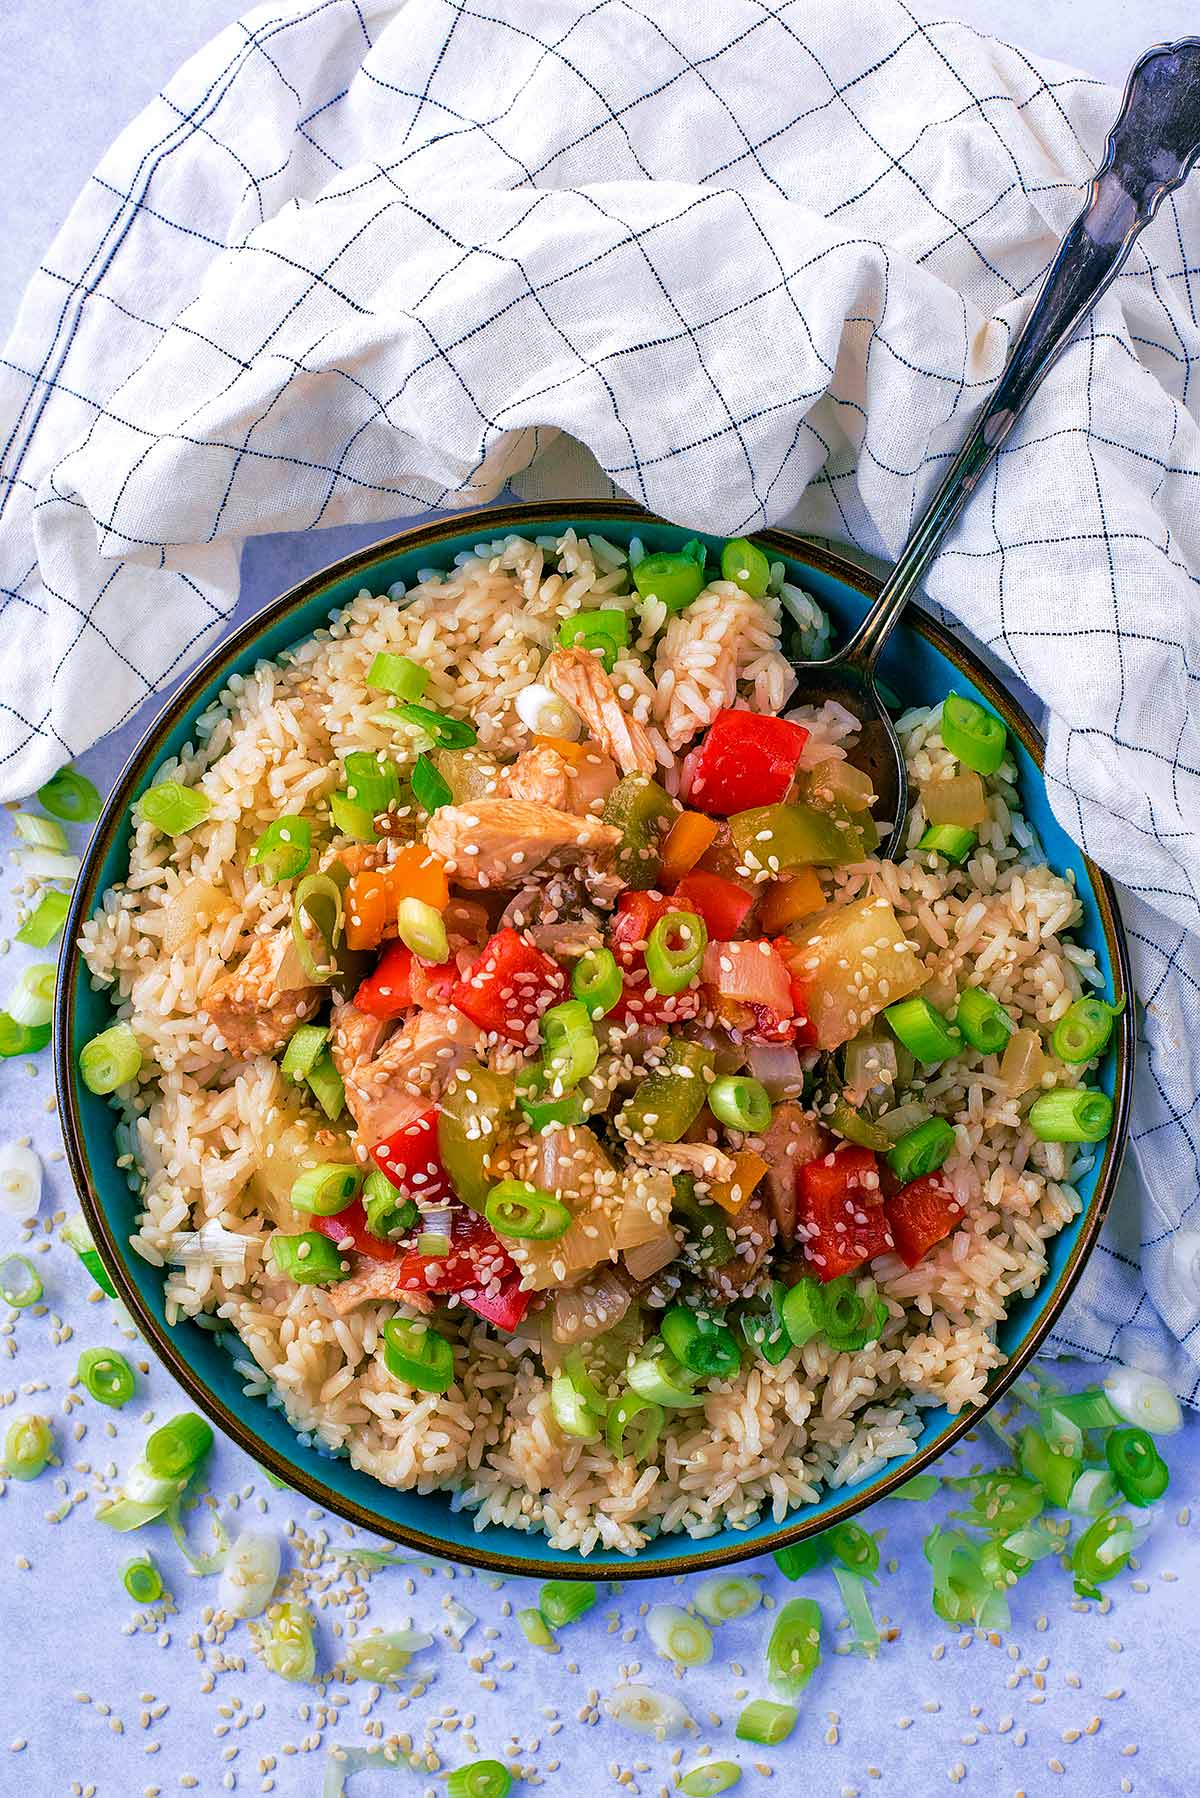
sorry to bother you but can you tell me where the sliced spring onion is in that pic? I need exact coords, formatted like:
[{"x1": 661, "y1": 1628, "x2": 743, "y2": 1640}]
[
  {"x1": 15, "y1": 888, "x2": 71, "y2": 948},
  {"x1": 679, "y1": 1762, "x2": 741, "y2": 1798},
  {"x1": 1018, "y1": 1426, "x2": 1078, "y2": 1509},
  {"x1": 884, "y1": 995, "x2": 960, "y2": 1064},
  {"x1": 827, "y1": 1521, "x2": 881, "y2": 1579},
  {"x1": 961, "y1": 1469, "x2": 1045, "y2": 1533},
  {"x1": 941, "y1": 691, "x2": 1007, "y2": 776},
  {"x1": 917, "y1": 823, "x2": 975, "y2": 864},
  {"x1": 954, "y1": 986, "x2": 1015, "y2": 1054},
  {"x1": 217, "y1": 1527, "x2": 281, "y2": 1619},
  {"x1": 1067, "y1": 1468, "x2": 1119, "y2": 1518},
  {"x1": 145, "y1": 1413, "x2": 213, "y2": 1481},
  {"x1": 259, "y1": 1600, "x2": 316, "y2": 1681},
  {"x1": 78, "y1": 1022, "x2": 142, "y2": 1094},
  {"x1": 518, "y1": 1608, "x2": 556, "y2": 1649},
  {"x1": 485, "y1": 1180, "x2": 571, "y2": 1242},
  {"x1": 632, "y1": 552, "x2": 707, "y2": 615},
  {"x1": 516, "y1": 1067, "x2": 585, "y2": 1131},
  {"x1": 738, "y1": 1279, "x2": 791, "y2": 1365},
  {"x1": 12, "y1": 811, "x2": 69, "y2": 853},
  {"x1": 550, "y1": 1369, "x2": 603, "y2": 1440},
  {"x1": 280, "y1": 1023, "x2": 329, "y2": 1084},
  {"x1": 291, "y1": 872, "x2": 344, "y2": 983},
  {"x1": 540, "y1": 999, "x2": 599, "y2": 1090},
  {"x1": 557, "y1": 608, "x2": 631, "y2": 671},
  {"x1": 1042, "y1": 1386, "x2": 1120, "y2": 1431},
  {"x1": 780, "y1": 1276, "x2": 826, "y2": 1349},
  {"x1": 825, "y1": 1291, "x2": 888, "y2": 1354},
  {"x1": 735, "y1": 1699, "x2": 796, "y2": 1745},
  {"x1": 571, "y1": 945, "x2": 622, "y2": 1018},
  {"x1": 886, "y1": 1115, "x2": 956, "y2": 1184},
  {"x1": 832, "y1": 1563, "x2": 880, "y2": 1656},
  {"x1": 412, "y1": 752, "x2": 453, "y2": 815},
  {"x1": 329, "y1": 791, "x2": 378, "y2": 843},
  {"x1": 1052, "y1": 995, "x2": 1123, "y2": 1063},
  {"x1": 248, "y1": 816, "x2": 311, "y2": 884},
  {"x1": 1041, "y1": 1403, "x2": 1084, "y2": 1460},
  {"x1": 4, "y1": 1412, "x2": 52, "y2": 1480},
  {"x1": 290, "y1": 1163, "x2": 362, "y2": 1217},
  {"x1": 165, "y1": 1497, "x2": 230, "y2": 1576},
  {"x1": 661, "y1": 1304, "x2": 741, "y2": 1380},
  {"x1": 0, "y1": 1254, "x2": 42, "y2": 1308},
  {"x1": 391, "y1": 704, "x2": 477, "y2": 750},
  {"x1": 540, "y1": 1580, "x2": 597, "y2": 1629},
  {"x1": 362, "y1": 1169, "x2": 418, "y2": 1240},
  {"x1": 136, "y1": 780, "x2": 211, "y2": 836},
  {"x1": 415, "y1": 1230, "x2": 451, "y2": 1258},
  {"x1": 122, "y1": 1554, "x2": 163, "y2": 1604},
  {"x1": 1103, "y1": 1366, "x2": 1183, "y2": 1436},
  {"x1": 7, "y1": 961, "x2": 54, "y2": 1030},
  {"x1": 38, "y1": 766, "x2": 101, "y2": 823},
  {"x1": 893, "y1": 1474, "x2": 940, "y2": 1501},
  {"x1": 1071, "y1": 1511, "x2": 1134, "y2": 1597},
  {"x1": 342, "y1": 750, "x2": 402, "y2": 813},
  {"x1": 647, "y1": 1604, "x2": 713, "y2": 1667},
  {"x1": 383, "y1": 1318, "x2": 455, "y2": 1395},
  {"x1": 446, "y1": 1760, "x2": 512, "y2": 1798},
  {"x1": 925, "y1": 1527, "x2": 990, "y2": 1624},
  {"x1": 514, "y1": 680, "x2": 581, "y2": 740},
  {"x1": 645, "y1": 910, "x2": 706, "y2": 996},
  {"x1": 12, "y1": 847, "x2": 80, "y2": 882},
  {"x1": 721, "y1": 536, "x2": 770, "y2": 598},
  {"x1": 61, "y1": 1212, "x2": 116, "y2": 1297},
  {"x1": 605, "y1": 1391, "x2": 664, "y2": 1462},
  {"x1": 1028, "y1": 1087, "x2": 1113, "y2": 1143},
  {"x1": 397, "y1": 896, "x2": 450, "y2": 964},
  {"x1": 77, "y1": 1346, "x2": 136, "y2": 1408},
  {"x1": 773, "y1": 1538, "x2": 827, "y2": 1580},
  {"x1": 603, "y1": 1683, "x2": 693, "y2": 1739},
  {"x1": 626, "y1": 1339, "x2": 704, "y2": 1409},
  {"x1": 366, "y1": 652, "x2": 429, "y2": 702},
  {"x1": 305, "y1": 1051, "x2": 345, "y2": 1123},
  {"x1": 707, "y1": 1074, "x2": 772, "y2": 1135},
  {"x1": 0, "y1": 1142, "x2": 43, "y2": 1218},
  {"x1": 766, "y1": 1596, "x2": 822, "y2": 1696},
  {"x1": 343, "y1": 1628, "x2": 434, "y2": 1682},
  {"x1": 692, "y1": 1575, "x2": 761, "y2": 1624},
  {"x1": 1105, "y1": 1426, "x2": 1169, "y2": 1506}
]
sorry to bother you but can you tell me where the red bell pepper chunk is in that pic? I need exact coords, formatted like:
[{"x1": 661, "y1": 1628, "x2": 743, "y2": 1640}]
[
  {"x1": 460, "y1": 1269, "x2": 534, "y2": 1332},
  {"x1": 680, "y1": 709, "x2": 810, "y2": 816},
  {"x1": 610, "y1": 889, "x2": 679, "y2": 969},
  {"x1": 796, "y1": 1144, "x2": 894, "y2": 1282},
  {"x1": 354, "y1": 941, "x2": 415, "y2": 1018},
  {"x1": 770, "y1": 938, "x2": 818, "y2": 1046},
  {"x1": 886, "y1": 1174, "x2": 964, "y2": 1269},
  {"x1": 673, "y1": 869, "x2": 755, "y2": 939},
  {"x1": 449, "y1": 927, "x2": 565, "y2": 1045},
  {"x1": 370, "y1": 1106, "x2": 455, "y2": 1209},
  {"x1": 394, "y1": 1206, "x2": 516, "y2": 1297},
  {"x1": 314, "y1": 1198, "x2": 399, "y2": 1263}
]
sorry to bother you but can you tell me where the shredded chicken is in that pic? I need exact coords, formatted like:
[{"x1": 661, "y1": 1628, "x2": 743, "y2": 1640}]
[
  {"x1": 750, "y1": 1102, "x2": 830, "y2": 1246},
  {"x1": 627, "y1": 1140, "x2": 737, "y2": 1186},
  {"x1": 327, "y1": 1261, "x2": 434, "y2": 1317},
  {"x1": 424, "y1": 797, "x2": 621, "y2": 890},
  {"x1": 329, "y1": 1000, "x2": 389, "y2": 1084},
  {"x1": 542, "y1": 647, "x2": 658, "y2": 777},
  {"x1": 497, "y1": 745, "x2": 572, "y2": 810},
  {"x1": 202, "y1": 927, "x2": 321, "y2": 1057},
  {"x1": 336, "y1": 1006, "x2": 482, "y2": 1148}
]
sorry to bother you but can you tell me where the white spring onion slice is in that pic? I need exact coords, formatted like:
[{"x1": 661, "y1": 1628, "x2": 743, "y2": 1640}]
[
  {"x1": 343, "y1": 1629, "x2": 434, "y2": 1681},
  {"x1": 12, "y1": 813, "x2": 69, "y2": 853},
  {"x1": 0, "y1": 1143, "x2": 43, "y2": 1218},
  {"x1": 8, "y1": 962, "x2": 55, "y2": 1028},
  {"x1": 439, "y1": 1597, "x2": 477, "y2": 1644},
  {"x1": 692, "y1": 1575, "x2": 761, "y2": 1624},
  {"x1": 1103, "y1": 1366, "x2": 1183, "y2": 1436},
  {"x1": 124, "y1": 1462, "x2": 186, "y2": 1510},
  {"x1": 168, "y1": 1223, "x2": 251, "y2": 1272},
  {"x1": 514, "y1": 681, "x2": 582, "y2": 741},
  {"x1": 1067, "y1": 1469, "x2": 1118, "y2": 1518},
  {"x1": 646, "y1": 1605, "x2": 714, "y2": 1667},
  {"x1": 13, "y1": 847, "x2": 81, "y2": 882},
  {"x1": 322, "y1": 1745, "x2": 415, "y2": 1796},
  {"x1": 604, "y1": 1683, "x2": 693, "y2": 1739},
  {"x1": 218, "y1": 1528, "x2": 281, "y2": 1619}
]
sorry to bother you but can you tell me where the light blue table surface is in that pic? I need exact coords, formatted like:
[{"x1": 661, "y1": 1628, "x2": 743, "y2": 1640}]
[{"x1": 3, "y1": 5, "x2": 1200, "y2": 1794}]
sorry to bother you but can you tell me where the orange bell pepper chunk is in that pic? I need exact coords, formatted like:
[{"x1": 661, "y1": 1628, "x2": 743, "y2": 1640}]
[
  {"x1": 660, "y1": 810, "x2": 719, "y2": 884},
  {"x1": 759, "y1": 868, "x2": 825, "y2": 934},
  {"x1": 390, "y1": 843, "x2": 449, "y2": 910},
  {"x1": 532, "y1": 734, "x2": 590, "y2": 765},
  {"x1": 345, "y1": 847, "x2": 449, "y2": 951},
  {"x1": 707, "y1": 1148, "x2": 769, "y2": 1217}
]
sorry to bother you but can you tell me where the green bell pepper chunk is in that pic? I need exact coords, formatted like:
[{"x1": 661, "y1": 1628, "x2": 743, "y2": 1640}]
[
  {"x1": 436, "y1": 1063, "x2": 515, "y2": 1210},
  {"x1": 728, "y1": 801, "x2": 874, "y2": 872},
  {"x1": 601, "y1": 775, "x2": 677, "y2": 890},
  {"x1": 622, "y1": 1041, "x2": 714, "y2": 1145}
]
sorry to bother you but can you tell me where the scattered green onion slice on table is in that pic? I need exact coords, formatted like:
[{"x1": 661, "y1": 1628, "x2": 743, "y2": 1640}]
[
  {"x1": 485, "y1": 1180, "x2": 571, "y2": 1242},
  {"x1": 412, "y1": 752, "x2": 453, "y2": 815},
  {"x1": 1045, "y1": 1386, "x2": 1120, "y2": 1431},
  {"x1": 289, "y1": 1163, "x2": 362, "y2": 1217},
  {"x1": 1028, "y1": 1087, "x2": 1113, "y2": 1143},
  {"x1": 0, "y1": 1254, "x2": 42, "y2": 1308},
  {"x1": 9, "y1": 962, "x2": 56, "y2": 1029},
  {"x1": 605, "y1": 1391, "x2": 664, "y2": 1461},
  {"x1": 136, "y1": 780, "x2": 211, "y2": 836},
  {"x1": 765, "y1": 1596, "x2": 822, "y2": 1696},
  {"x1": 940, "y1": 692, "x2": 1007, "y2": 776},
  {"x1": 893, "y1": 1474, "x2": 941, "y2": 1501},
  {"x1": 15, "y1": 888, "x2": 71, "y2": 948},
  {"x1": 1105, "y1": 1426, "x2": 1170, "y2": 1506},
  {"x1": 1103, "y1": 1366, "x2": 1182, "y2": 1435},
  {"x1": 13, "y1": 811, "x2": 69, "y2": 853},
  {"x1": 280, "y1": 1024, "x2": 329, "y2": 1084},
  {"x1": 260, "y1": 1601, "x2": 317, "y2": 1681},
  {"x1": 397, "y1": 896, "x2": 450, "y2": 964},
  {"x1": 38, "y1": 765, "x2": 102, "y2": 823},
  {"x1": 1018, "y1": 1425, "x2": 1079, "y2": 1509},
  {"x1": 248, "y1": 816, "x2": 311, "y2": 884},
  {"x1": 518, "y1": 1608, "x2": 556, "y2": 1648},
  {"x1": 270, "y1": 1231, "x2": 349, "y2": 1285},
  {"x1": 61, "y1": 1213, "x2": 117, "y2": 1297},
  {"x1": 735, "y1": 1698, "x2": 797, "y2": 1745},
  {"x1": 342, "y1": 749, "x2": 402, "y2": 812},
  {"x1": 391, "y1": 703, "x2": 478, "y2": 750},
  {"x1": 446, "y1": 1760, "x2": 512, "y2": 1798},
  {"x1": 362, "y1": 1169, "x2": 418, "y2": 1239},
  {"x1": 661, "y1": 1304, "x2": 741, "y2": 1380},
  {"x1": 540, "y1": 1579, "x2": 597, "y2": 1629},
  {"x1": 1066, "y1": 1468, "x2": 1119, "y2": 1518},
  {"x1": 1052, "y1": 996, "x2": 1123, "y2": 1063},
  {"x1": 679, "y1": 1762, "x2": 741, "y2": 1797},
  {"x1": 646, "y1": 1604, "x2": 714, "y2": 1667},
  {"x1": 571, "y1": 945, "x2": 622, "y2": 1018},
  {"x1": 707, "y1": 1074, "x2": 772, "y2": 1134},
  {"x1": 644, "y1": 909, "x2": 707, "y2": 997},
  {"x1": 382, "y1": 1318, "x2": 455, "y2": 1394},
  {"x1": 77, "y1": 1346, "x2": 136, "y2": 1408},
  {"x1": 366, "y1": 652, "x2": 429, "y2": 702},
  {"x1": 4, "y1": 1412, "x2": 52, "y2": 1480},
  {"x1": 328, "y1": 791, "x2": 377, "y2": 843},
  {"x1": 692, "y1": 1574, "x2": 761, "y2": 1624},
  {"x1": 122, "y1": 1553, "x2": 164, "y2": 1605},
  {"x1": 79, "y1": 1022, "x2": 142, "y2": 1094},
  {"x1": 886, "y1": 1116, "x2": 956, "y2": 1184},
  {"x1": 540, "y1": 999, "x2": 599, "y2": 1090},
  {"x1": 0, "y1": 1014, "x2": 49, "y2": 1058},
  {"x1": 833, "y1": 1564, "x2": 881, "y2": 1656},
  {"x1": 341, "y1": 1628, "x2": 432, "y2": 1681},
  {"x1": 721, "y1": 536, "x2": 771, "y2": 598},
  {"x1": 917, "y1": 823, "x2": 976, "y2": 864},
  {"x1": 827, "y1": 1520, "x2": 881, "y2": 1578},
  {"x1": 1071, "y1": 1511, "x2": 1134, "y2": 1597},
  {"x1": 145, "y1": 1413, "x2": 213, "y2": 1481},
  {"x1": 884, "y1": 995, "x2": 960, "y2": 1064},
  {"x1": 955, "y1": 986, "x2": 1015, "y2": 1054},
  {"x1": 631, "y1": 553, "x2": 707, "y2": 615}
]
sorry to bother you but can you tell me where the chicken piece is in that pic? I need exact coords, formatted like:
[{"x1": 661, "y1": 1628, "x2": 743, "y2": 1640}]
[
  {"x1": 327, "y1": 1262, "x2": 433, "y2": 1317},
  {"x1": 749, "y1": 1102, "x2": 830, "y2": 1246},
  {"x1": 329, "y1": 1000, "x2": 390, "y2": 1086},
  {"x1": 706, "y1": 1190, "x2": 773, "y2": 1300},
  {"x1": 424, "y1": 797, "x2": 620, "y2": 890},
  {"x1": 339, "y1": 1007, "x2": 482, "y2": 1148},
  {"x1": 498, "y1": 745, "x2": 572, "y2": 810},
  {"x1": 321, "y1": 840, "x2": 388, "y2": 877},
  {"x1": 202, "y1": 927, "x2": 321, "y2": 1057},
  {"x1": 542, "y1": 647, "x2": 658, "y2": 777},
  {"x1": 626, "y1": 1140, "x2": 737, "y2": 1186}
]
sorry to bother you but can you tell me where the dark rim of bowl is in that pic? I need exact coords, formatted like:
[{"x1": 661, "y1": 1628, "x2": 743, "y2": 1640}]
[{"x1": 54, "y1": 498, "x2": 1134, "y2": 1579}]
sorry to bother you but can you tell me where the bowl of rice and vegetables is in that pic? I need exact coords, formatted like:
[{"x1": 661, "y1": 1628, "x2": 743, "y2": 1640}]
[{"x1": 57, "y1": 502, "x2": 1132, "y2": 1574}]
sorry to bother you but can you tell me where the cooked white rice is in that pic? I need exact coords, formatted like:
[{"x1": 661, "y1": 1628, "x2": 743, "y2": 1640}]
[{"x1": 81, "y1": 529, "x2": 1096, "y2": 1555}]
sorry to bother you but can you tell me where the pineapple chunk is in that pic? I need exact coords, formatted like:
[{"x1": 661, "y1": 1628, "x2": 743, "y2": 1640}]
[{"x1": 782, "y1": 894, "x2": 924, "y2": 1051}]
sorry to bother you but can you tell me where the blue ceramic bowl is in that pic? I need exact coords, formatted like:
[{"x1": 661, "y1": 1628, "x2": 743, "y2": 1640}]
[{"x1": 55, "y1": 502, "x2": 1133, "y2": 1578}]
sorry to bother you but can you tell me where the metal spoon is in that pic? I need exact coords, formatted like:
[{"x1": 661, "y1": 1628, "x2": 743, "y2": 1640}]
[{"x1": 784, "y1": 37, "x2": 1200, "y2": 856}]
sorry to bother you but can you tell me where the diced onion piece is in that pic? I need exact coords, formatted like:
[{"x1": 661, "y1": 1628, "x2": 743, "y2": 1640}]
[
  {"x1": 8, "y1": 962, "x2": 55, "y2": 1029},
  {"x1": 999, "y1": 1026, "x2": 1048, "y2": 1096},
  {"x1": 646, "y1": 1604, "x2": 714, "y2": 1667},
  {"x1": 702, "y1": 939, "x2": 793, "y2": 1014},
  {"x1": 622, "y1": 1228, "x2": 678, "y2": 1282},
  {"x1": 515, "y1": 681, "x2": 582, "y2": 740},
  {"x1": 218, "y1": 1528, "x2": 281, "y2": 1619},
  {"x1": 692, "y1": 1575, "x2": 761, "y2": 1624},
  {"x1": 745, "y1": 1042, "x2": 805, "y2": 1099},
  {"x1": 604, "y1": 1683, "x2": 693, "y2": 1739},
  {"x1": 0, "y1": 1142, "x2": 43, "y2": 1218},
  {"x1": 1103, "y1": 1366, "x2": 1183, "y2": 1436},
  {"x1": 161, "y1": 880, "x2": 232, "y2": 955},
  {"x1": 168, "y1": 1224, "x2": 251, "y2": 1272},
  {"x1": 919, "y1": 771, "x2": 988, "y2": 827}
]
